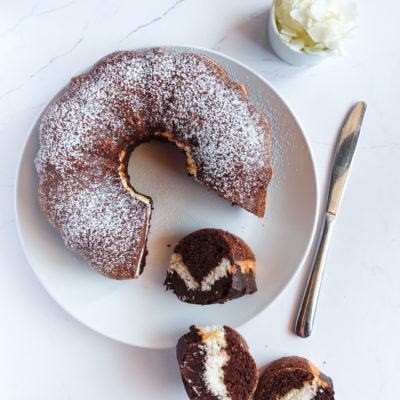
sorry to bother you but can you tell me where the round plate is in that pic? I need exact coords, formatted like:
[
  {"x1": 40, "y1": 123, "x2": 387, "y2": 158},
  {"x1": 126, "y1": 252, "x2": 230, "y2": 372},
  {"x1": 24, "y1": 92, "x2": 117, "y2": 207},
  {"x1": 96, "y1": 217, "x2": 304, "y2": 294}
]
[{"x1": 15, "y1": 46, "x2": 318, "y2": 349}]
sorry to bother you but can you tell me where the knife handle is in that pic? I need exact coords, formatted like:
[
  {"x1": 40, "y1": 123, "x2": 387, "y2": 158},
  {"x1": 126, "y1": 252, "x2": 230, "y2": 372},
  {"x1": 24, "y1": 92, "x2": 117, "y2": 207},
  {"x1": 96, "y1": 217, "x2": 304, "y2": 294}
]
[{"x1": 295, "y1": 212, "x2": 335, "y2": 338}]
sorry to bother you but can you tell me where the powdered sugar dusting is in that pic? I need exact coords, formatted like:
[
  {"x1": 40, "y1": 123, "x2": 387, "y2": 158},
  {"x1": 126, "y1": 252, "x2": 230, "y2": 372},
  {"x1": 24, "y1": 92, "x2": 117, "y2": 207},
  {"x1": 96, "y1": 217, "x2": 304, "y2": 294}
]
[
  {"x1": 35, "y1": 48, "x2": 272, "y2": 278},
  {"x1": 159, "y1": 52, "x2": 272, "y2": 209}
]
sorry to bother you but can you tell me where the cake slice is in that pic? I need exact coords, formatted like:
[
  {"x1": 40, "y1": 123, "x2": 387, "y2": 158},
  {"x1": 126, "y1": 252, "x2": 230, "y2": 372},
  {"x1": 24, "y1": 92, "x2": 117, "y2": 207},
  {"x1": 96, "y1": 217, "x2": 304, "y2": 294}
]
[
  {"x1": 164, "y1": 229, "x2": 257, "y2": 305},
  {"x1": 177, "y1": 325, "x2": 258, "y2": 400},
  {"x1": 254, "y1": 356, "x2": 335, "y2": 400}
]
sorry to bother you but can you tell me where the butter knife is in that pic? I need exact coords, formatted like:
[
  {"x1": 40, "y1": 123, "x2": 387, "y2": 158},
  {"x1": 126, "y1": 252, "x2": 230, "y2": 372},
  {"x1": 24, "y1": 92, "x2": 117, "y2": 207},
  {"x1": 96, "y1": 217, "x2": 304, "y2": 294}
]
[{"x1": 295, "y1": 101, "x2": 367, "y2": 338}]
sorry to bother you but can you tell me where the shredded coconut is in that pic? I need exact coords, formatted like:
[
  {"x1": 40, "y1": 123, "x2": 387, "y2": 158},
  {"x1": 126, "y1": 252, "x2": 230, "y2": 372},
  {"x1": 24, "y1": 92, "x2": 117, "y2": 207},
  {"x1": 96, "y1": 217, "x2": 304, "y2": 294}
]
[
  {"x1": 280, "y1": 377, "x2": 318, "y2": 400},
  {"x1": 275, "y1": 0, "x2": 356, "y2": 55},
  {"x1": 196, "y1": 325, "x2": 231, "y2": 400},
  {"x1": 168, "y1": 253, "x2": 233, "y2": 291}
]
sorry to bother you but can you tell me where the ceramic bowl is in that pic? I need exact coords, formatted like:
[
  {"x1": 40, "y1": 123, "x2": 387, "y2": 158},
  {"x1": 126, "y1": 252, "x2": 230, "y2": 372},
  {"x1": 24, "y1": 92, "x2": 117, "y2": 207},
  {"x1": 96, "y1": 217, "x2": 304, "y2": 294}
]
[{"x1": 268, "y1": 0, "x2": 325, "y2": 67}]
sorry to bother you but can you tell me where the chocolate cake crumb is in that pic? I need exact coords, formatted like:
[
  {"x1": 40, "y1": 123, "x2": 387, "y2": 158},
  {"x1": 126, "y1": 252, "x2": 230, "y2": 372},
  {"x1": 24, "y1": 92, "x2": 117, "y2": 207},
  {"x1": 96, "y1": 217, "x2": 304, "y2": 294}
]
[
  {"x1": 165, "y1": 229, "x2": 257, "y2": 305},
  {"x1": 223, "y1": 326, "x2": 258, "y2": 400},
  {"x1": 255, "y1": 356, "x2": 335, "y2": 400}
]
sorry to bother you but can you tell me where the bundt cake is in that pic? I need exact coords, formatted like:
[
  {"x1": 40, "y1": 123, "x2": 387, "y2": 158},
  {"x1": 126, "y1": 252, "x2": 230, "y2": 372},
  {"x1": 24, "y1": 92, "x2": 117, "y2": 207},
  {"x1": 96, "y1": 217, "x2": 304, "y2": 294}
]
[
  {"x1": 177, "y1": 325, "x2": 258, "y2": 400},
  {"x1": 255, "y1": 356, "x2": 335, "y2": 400},
  {"x1": 164, "y1": 228, "x2": 257, "y2": 304},
  {"x1": 35, "y1": 47, "x2": 273, "y2": 279}
]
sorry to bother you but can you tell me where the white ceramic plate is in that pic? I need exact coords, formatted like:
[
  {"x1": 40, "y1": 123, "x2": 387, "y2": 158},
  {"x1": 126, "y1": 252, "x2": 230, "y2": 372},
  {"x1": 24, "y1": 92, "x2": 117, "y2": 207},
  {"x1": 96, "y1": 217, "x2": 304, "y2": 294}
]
[{"x1": 15, "y1": 46, "x2": 318, "y2": 349}]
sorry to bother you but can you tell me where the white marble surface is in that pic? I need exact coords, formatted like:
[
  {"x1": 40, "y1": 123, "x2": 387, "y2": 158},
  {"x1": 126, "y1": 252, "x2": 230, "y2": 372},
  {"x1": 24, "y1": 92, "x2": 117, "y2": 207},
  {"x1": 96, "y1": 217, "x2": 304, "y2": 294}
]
[{"x1": 1, "y1": 0, "x2": 398, "y2": 398}]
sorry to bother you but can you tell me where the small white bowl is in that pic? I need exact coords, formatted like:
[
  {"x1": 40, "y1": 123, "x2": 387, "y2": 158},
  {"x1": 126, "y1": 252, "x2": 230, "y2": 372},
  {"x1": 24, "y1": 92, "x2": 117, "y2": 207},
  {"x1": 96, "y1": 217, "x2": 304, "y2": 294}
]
[{"x1": 268, "y1": 0, "x2": 324, "y2": 66}]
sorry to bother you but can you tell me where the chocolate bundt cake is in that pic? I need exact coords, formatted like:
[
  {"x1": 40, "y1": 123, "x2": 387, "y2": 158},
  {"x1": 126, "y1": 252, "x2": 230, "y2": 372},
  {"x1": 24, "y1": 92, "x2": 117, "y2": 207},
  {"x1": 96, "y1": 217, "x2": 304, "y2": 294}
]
[
  {"x1": 177, "y1": 325, "x2": 258, "y2": 400},
  {"x1": 35, "y1": 47, "x2": 273, "y2": 279},
  {"x1": 255, "y1": 356, "x2": 335, "y2": 400},
  {"x1": 164, "y1": 229, "x2": 257, "y2": 304}
]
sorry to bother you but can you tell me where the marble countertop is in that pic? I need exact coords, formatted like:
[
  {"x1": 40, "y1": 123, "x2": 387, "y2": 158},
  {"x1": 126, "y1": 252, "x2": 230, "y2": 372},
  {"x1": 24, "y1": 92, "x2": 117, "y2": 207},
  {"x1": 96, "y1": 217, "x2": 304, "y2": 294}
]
[{"x1": 1, "y1": 0, "x2": 398, "y2": 398}]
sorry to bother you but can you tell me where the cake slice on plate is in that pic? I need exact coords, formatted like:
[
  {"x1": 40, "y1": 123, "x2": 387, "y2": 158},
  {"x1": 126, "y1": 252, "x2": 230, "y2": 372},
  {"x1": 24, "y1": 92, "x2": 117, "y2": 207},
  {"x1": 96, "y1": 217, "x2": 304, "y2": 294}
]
[{"x1": 165, "y1": 229, "x2": 257, "y2": 305}]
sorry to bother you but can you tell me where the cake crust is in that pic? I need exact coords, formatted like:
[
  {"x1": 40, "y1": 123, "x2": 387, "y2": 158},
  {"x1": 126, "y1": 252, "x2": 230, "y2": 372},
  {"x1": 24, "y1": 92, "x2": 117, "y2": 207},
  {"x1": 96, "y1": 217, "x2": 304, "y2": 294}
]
[{"x1": 35, "y1": 48, "x2": 272, "y2": 279}]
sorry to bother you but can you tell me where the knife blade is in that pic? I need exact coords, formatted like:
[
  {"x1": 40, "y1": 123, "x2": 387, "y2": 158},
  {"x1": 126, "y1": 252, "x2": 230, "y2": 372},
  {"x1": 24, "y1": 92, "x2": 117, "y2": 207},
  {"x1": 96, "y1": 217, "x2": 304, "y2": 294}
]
[
  {"x1": 326, "y1": 101, "x2": 367, "y2": 216},
  {"x1": 295, "y1": 101, "x2": 367, "y2": 338}
]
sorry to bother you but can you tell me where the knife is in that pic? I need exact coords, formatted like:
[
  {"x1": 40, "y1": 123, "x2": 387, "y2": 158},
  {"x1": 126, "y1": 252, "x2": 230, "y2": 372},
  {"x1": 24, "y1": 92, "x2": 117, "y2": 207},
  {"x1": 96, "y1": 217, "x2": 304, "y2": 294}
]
[{"x1": 295, "y1": 101, "x2": 367, "y2": 338}]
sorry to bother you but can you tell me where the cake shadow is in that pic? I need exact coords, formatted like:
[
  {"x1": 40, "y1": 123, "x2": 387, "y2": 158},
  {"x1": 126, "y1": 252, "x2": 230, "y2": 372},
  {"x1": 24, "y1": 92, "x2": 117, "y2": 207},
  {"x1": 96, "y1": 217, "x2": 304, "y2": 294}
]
[
  {"x1": 128, "y1": 139, "x2": 240, "y2": 211},
  {"x1": 140, "y1": 233, "x2": 178, "y2": 285}
]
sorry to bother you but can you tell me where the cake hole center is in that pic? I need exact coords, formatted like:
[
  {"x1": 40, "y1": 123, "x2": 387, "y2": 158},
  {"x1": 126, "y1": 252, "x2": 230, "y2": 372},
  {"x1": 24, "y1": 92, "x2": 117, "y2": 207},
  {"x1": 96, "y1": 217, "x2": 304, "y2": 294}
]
[{"x1": 128, "y1": 139, "x2": 189, "y2": 200}]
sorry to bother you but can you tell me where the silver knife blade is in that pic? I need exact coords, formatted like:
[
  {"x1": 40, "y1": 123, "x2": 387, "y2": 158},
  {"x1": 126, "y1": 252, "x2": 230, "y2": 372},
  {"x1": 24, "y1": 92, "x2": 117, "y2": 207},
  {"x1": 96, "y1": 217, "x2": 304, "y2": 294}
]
[{"x1": 326, "y1": 101, "x2": 367, "y2": 216}]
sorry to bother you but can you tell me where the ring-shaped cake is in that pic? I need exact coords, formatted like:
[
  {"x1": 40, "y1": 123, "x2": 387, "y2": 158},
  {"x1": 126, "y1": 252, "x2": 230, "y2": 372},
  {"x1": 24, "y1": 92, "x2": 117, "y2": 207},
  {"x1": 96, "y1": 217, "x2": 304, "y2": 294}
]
[{"x1": 35, "y1": 48, "x2": 273, "y2": 279}]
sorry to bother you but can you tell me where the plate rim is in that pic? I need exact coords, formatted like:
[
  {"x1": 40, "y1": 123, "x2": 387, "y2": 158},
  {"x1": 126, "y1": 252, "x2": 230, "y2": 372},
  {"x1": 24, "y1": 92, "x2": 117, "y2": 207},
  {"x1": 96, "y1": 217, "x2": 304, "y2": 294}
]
[{"x1": 14, "y1": 44, "x2": 320, "y2": 349}]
